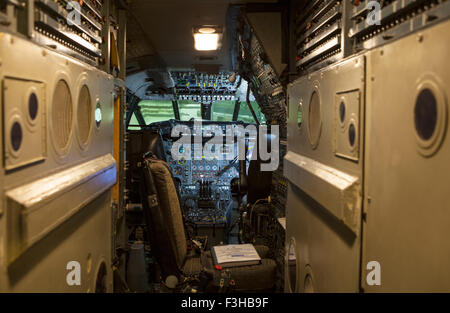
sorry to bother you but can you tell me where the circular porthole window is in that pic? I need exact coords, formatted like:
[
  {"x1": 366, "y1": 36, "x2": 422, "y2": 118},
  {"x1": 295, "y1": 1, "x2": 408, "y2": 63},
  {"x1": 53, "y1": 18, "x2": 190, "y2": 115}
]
[
  {"x1": 77, "y1": 85, "x2": 92, "y2": 146},
  {"x1": 95, "y1": 261, "x2": 108, "y2": 293},
  {"x1": 95, "y1": 102, "x2": 102, "y2": 128},
  {"x1": 339, "y1": 101, "x2": 346, "y2": 124},
  {"x1": 349, "y1": 123, "x2": 356, "y2": 147},
  {"x1": 286, "y1": 238, "x2": 298, "y2": 292},
  {"x1": 52, "y1": 80, "x2": 73, "y2": 153},
  {"x1": 11, "y1": 121, "x2": 23, "y2": 152},
  {"x1": 308, "y1": 90, "x2": 322, "y2": 148},
  {"x1": 297, "y1": 102, "x2": 303, "y2": 128},
  {"x1": 303, "y1": 265, "x2": 315, "y2": 293},
  {"x1": 415, "y1": 88, "x2": 438, "y2": 141},
  {"x1": 28, "y1": 92, "x2": 39, "y2": 121},
  {"x1": 414, "y1": 78, "x2": 448, "y2": 157},
  {"x1": 304, "y1": 273, "x2": 315, "y2": 293}
]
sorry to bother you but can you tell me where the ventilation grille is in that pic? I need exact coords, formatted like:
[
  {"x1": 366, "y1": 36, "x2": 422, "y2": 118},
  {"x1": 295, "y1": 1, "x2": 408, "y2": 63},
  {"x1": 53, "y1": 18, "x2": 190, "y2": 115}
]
[
  {"x1": 77, "y1": 85, "x2": 92, "y2": 146},
  {"x1": 52, "y1": 80, "x2": 73, "y2": 151},
  {"x1": 295, "y1": 0, "x2": 344, "y2": 73},
  {"x1": 349, "y1": 0, "x2": 450, "y2": 50},
  {"x1": 33, "y1": 0, "x2": 103, "y2": 66}
]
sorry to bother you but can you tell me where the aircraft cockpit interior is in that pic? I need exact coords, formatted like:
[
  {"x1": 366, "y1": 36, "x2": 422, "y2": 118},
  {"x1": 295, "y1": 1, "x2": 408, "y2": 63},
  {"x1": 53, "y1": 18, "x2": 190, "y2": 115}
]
[
  {"x1": 125, "y1": 82, "x2": 287, "y2": 292},
  {"x1": 1, "y1": 0, "x2": 450, "y2": 297}
]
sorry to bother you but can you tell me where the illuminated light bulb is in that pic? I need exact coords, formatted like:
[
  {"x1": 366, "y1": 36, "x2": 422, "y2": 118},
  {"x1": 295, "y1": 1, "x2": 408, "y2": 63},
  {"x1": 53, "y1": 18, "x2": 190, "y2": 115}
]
[
  {"x1": 194, "y1": 33, "x2": 219, "y2": 51},
  {"x1": 198, "y1": 27, "x2": 216, "y2": 34}
]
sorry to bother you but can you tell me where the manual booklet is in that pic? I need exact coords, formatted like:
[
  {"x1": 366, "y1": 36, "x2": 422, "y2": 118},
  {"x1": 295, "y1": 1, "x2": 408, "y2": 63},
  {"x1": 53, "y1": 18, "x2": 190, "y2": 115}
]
[{"x1": 211, "y1": 244, "x2": 261, "y2": 268}]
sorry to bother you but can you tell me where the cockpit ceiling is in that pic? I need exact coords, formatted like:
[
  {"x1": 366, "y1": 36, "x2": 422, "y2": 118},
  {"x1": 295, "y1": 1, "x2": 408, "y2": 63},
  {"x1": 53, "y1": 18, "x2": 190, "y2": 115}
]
[{"x1": 127, "y1": 0, "x2": 278, "y2": 72}]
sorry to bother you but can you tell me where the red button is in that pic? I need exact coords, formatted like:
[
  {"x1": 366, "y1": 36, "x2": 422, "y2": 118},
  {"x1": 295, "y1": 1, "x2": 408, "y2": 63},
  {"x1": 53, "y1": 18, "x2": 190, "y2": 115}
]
[{"x1": 215, "y1": 265, "x2": 223, "y2": 271}]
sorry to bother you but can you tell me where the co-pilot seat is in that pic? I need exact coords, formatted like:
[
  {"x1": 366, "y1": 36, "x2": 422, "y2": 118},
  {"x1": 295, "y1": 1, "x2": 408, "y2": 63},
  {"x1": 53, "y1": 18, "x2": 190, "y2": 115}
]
[{"x1": 140, "y1": 151, "x2": 277, "y2": 292}]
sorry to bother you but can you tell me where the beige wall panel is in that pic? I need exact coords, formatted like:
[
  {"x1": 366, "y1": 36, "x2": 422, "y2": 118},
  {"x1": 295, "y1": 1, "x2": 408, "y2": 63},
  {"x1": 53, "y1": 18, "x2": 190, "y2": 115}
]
[
  {"x1": 0, "y1": 33, "x2": 115, "y2": 292},
  {"x1": 363, "y1": 20, "x2": 450, "y2": 292},
  {"x1": 285, "y1": 55, "x2": 365, "y2": 292}
]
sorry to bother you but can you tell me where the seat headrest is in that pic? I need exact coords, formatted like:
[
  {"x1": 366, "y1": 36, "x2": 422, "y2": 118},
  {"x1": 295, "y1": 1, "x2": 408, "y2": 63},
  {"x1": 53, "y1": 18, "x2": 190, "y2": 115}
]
[{"x1": 142, "y1": 131, "x2": 166, "y2": 161}]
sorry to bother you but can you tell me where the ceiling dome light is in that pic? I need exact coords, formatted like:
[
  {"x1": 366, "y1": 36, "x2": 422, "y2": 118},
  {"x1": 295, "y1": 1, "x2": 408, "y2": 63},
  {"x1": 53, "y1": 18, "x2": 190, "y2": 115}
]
[
  {"x1": 193, "y1": 25, "x2": 223, "y2": 51},
  {"x1": 194, "y1": 33, "x2": 219, "y2": 51},
  {"x1": 198, "y1": 27, "x2": 216, "y2": 34}
]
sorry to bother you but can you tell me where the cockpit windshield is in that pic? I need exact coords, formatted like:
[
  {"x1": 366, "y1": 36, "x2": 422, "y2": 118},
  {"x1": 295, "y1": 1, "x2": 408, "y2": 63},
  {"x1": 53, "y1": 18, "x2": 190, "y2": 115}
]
[{"x1": 128, "y1": 98, "x2": 265, "y2": 130}]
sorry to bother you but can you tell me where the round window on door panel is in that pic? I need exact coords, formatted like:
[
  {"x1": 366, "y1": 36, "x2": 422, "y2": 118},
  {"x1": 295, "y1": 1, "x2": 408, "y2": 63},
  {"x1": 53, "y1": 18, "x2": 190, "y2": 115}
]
[
  {"x1": 308, "y1": 90, "x2": 322, "y2": 149},
  {"x1": 11, "y1": 121, "x2": 23, "y2": 153},
  {"x1": 95, "y1": 102, "x2": 102, "y2": 128},
  {"x1": 339, "y1": 100, "x2": 346, "y2": 125},
  {"x1": 24, "y1": 88, "x2": 40, "y2": 130},
  {"x1": 297, "y1": 101, "x2": 303, "y2": 128},
  {"x1": 414, "y1": 78, "x2": 448, "y2": 157},
  {"x1": 95, "y1": 261, "x2": 108, "y2": 293},
  {"x1": 28, "y1": 92, "x2": 39, "y2": 121},
  {"x1": 303, "y1": 265, "x2": 315, "y2": 293},
  {"x1": 52, "y1": 79, "x2": 73, "y2": 155},
  {"x1": 415, "y1": 88, "x2": 437, "y2": 141},
  {"x1": 77, "y1": 85, "x2": 92, "y2": 147},
  {"x1": 286, "y1": 238, "x2": 298, "y2": 293},
  {"x1": 349, "y1": 122, "x2": 356, "y2": 147}
]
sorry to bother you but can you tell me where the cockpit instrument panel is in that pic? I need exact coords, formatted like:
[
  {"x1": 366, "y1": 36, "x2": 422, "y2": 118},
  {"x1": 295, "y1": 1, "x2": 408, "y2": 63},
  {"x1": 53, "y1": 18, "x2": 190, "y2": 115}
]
[{"x1": 148, "y1": 120, "x2": 255, "y2": 225}]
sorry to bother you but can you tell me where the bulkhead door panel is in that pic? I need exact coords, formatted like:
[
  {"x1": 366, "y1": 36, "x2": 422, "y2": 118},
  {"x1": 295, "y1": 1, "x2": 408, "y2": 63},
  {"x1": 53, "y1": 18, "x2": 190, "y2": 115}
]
[
  {"x1": 0, "y1": 33, "x2": 115, "y2": 292},
  {"x1": 285, "y1": 55, "x2": 365, "y2": 292},
  {"x1": 363, "y1": 20, "x2": 450, "y2": 292}
]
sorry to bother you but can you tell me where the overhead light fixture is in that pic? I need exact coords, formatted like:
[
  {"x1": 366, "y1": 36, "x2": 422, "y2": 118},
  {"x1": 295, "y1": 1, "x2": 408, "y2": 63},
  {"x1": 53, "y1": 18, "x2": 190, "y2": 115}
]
[{"x1": 193, "y1": 25, "x2": 223, "y2": 51}]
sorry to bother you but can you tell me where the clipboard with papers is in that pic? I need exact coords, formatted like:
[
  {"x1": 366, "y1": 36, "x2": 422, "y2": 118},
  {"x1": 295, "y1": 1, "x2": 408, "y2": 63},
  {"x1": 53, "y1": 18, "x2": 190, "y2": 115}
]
[{"x1": 211, "y1": 244, "x2": 261, "y2": 268}]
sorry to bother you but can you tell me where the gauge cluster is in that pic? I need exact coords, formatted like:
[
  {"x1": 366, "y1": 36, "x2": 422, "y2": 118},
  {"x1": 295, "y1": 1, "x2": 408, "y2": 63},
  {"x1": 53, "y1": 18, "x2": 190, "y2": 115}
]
[
  {"x1": 165, "y1": 141, "x2": 240, "y2": 195},
  {"x1": 149, "y1": 120, "x2": 255, "y2": 226}
]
